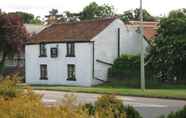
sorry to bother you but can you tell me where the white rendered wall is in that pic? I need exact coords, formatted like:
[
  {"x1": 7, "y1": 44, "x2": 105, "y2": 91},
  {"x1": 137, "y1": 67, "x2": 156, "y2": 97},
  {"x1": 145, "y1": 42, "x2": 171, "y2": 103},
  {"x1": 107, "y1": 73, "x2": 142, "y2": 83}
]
[
  {"x1": 92, "y1": 19, "x2": 149, "y2": 84},
  {"x1": 25, "y1": 42, "x2": 93, "y2": 86}
]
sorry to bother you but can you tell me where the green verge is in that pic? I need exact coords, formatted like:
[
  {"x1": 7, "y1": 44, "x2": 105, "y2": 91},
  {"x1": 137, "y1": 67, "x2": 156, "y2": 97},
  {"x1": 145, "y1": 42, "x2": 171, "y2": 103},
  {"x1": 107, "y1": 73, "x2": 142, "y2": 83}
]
[{"x1": 18, "y1": 84, "x2": 186, "y2": 100}]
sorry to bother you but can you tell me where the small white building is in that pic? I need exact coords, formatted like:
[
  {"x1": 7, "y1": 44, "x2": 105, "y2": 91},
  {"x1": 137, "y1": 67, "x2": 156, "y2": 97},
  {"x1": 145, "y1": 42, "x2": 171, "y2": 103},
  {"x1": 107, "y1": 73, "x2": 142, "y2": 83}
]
[{"x1": 25, "y1": 18, "x2": 149, "y2": 86}]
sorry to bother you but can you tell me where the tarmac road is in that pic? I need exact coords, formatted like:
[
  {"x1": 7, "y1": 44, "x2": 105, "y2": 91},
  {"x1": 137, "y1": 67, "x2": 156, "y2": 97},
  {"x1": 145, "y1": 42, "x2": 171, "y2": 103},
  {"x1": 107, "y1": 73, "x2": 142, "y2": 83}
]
[{"x1": 34, "y1": 90, "x2": 186, "y2": 118}]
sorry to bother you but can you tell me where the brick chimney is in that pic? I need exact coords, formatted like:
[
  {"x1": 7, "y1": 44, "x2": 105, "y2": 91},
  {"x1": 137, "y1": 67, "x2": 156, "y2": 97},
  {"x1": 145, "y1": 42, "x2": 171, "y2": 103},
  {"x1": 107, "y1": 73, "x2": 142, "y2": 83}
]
[{"x1": 45, "y1": 9, "x2": 63, "y2": 25}]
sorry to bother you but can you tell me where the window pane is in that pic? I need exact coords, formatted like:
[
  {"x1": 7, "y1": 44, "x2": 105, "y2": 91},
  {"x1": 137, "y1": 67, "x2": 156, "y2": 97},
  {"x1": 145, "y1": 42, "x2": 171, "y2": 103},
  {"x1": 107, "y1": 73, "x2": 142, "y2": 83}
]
[
  {"x1": 67, "y1": 64, "x2": 76, "y2": 81},
  {"x1": 40, "y1": 43, "x2": 47, "y2": 57},
  {"x1": 66, "y1": 43, "x2": 75, "y2": 57},
  {"x1": 40, "y1": 64, "x2": 48, "y2": 80},
  {"x1": 51, "y1": 48, "x2": 58, "y2": 57}
]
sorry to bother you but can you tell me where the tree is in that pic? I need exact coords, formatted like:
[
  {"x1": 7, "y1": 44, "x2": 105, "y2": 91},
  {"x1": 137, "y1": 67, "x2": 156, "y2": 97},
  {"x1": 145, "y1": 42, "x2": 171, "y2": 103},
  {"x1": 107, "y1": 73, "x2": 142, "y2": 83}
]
[
  {"x1": 147, "y1": 9, "x2": 186, "y2": 82},
  {"x1": 45, "y1": 3, "x2": 115, "y2": 23},
  {"x1": 79, "y1": 2, "x2": 115, "y2": 20},
  {"x1": 49, "y1": 9, "x2": 58, "y2": 16},
  {"x1": 0, "y1": 14, "x2": 30, "y2": 71},
  {"x1": 121, "y1": 8, "x2": 155, "y2": 22},
  {"x1": 169, "y1": 8, "x2": 186, "y2": 19},
  {"x1": 63, "y1": 11, "x2": 80, "y2": 22},
  {"x1": 31, "y1": 16, "x2": 43, "y2": 24},
  {"x1": 9, "y1": 11, "x2": 43, "y2": 24}
]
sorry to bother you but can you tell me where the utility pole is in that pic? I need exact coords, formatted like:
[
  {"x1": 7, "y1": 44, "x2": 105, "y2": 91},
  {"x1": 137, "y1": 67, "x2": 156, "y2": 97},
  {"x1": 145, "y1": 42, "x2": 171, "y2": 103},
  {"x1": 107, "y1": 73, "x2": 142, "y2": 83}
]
[{"x1": 140, "y1": 0, "x2": 145, "y2": 90}]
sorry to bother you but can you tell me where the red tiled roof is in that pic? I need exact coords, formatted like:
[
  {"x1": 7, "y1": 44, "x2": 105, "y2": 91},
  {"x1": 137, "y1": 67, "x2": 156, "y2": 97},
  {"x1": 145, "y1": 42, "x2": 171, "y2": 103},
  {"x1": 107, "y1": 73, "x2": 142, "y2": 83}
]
[
  {"x1": 29, "y1": 17, "x2": 116, "y2": 44},
  {"x1": 128, "y1": 21, "x2": 158, "y2": 40},
  {"x1": 144, "y1": 25, "x2": 157, "y2": 40}
]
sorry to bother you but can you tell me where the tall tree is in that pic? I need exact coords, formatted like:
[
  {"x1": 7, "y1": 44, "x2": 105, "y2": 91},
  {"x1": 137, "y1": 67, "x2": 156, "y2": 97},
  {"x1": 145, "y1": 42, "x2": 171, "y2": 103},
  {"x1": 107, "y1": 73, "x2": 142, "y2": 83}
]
[
  {"x1": 79, "y1": 2, "x2": 115, "y2": 20},
  {"x1": 0, "y1": 14, "x2": 30, "y2": 71},
  {"x1": 147, "y1": 9, "x2": 186, "y2": 82}
]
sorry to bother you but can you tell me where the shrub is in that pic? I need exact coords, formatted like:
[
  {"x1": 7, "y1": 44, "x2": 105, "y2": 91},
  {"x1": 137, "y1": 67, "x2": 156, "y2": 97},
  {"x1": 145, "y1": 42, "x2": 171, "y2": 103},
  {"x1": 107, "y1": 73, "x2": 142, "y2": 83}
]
[
  {"x1": 0, "y1": 74, "x2": 20, "y2": 98},
  {"x1": 107, "y1": 55, "x2": 140, "y2": 88},
  {"x1": 108, "y1": 55, "x2": 140, "y2": 78},
  {"x1": 95, "y1": 95, "x2": 126, "y2": 118},
  {"x1": 82, "y1": 95, "x2": 142, "y2": 118},
  {"x1": 0, "y1": 87, "x2": 90, "y2": 118},
  {"x1": 159, "y1": 106, "x2": 186, "y2": 118},
  {"x1": 0, "y1": 63, "x2": 4, "y2": 73},
  {"x1": 124, "y1": 105, "x2": 142, "y2": 118},
  {"x1": 83, "y1": 103, "x2": 95, "y2": 115},
  {"x1": 0, "y1": 76, "x2": 142, "y2": 118}
]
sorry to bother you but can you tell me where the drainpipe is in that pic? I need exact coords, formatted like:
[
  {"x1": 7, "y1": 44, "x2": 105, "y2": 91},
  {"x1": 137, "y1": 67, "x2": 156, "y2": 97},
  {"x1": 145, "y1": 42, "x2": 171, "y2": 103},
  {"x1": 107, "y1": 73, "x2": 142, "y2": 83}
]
[
  {"x1": 117, "y1": 28, "x2": 120, "y2": 57},
  {"x1": 92, "y1": 41, "x2": 95, "y2": 79}
]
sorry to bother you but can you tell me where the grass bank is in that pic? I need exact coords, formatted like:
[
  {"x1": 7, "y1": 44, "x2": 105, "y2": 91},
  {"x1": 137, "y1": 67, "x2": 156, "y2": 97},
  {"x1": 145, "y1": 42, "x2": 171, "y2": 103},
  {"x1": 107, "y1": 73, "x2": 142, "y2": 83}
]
[{"x1": 18, "y1": 84, "x2": 186, "y2": 100}]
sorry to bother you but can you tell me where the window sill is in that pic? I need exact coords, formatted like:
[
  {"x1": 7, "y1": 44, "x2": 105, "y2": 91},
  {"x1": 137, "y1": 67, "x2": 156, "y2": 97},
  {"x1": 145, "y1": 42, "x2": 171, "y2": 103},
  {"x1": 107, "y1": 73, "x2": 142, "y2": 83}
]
[
  {"x1": 39, "y1": 55, "x2": 47, "y2": 58},
  {"x1": 67, "y1": 78, "x2": 76, "y2": 81},
  {"x1": 40, "y1": 77, "x2": 48, "y2": 80},
  {"x1": 66, "y1": 55, "x2": 75, "y2": 57},
  {"x1": 51, "y1": 56, "x2": 58, "y2": 58}
]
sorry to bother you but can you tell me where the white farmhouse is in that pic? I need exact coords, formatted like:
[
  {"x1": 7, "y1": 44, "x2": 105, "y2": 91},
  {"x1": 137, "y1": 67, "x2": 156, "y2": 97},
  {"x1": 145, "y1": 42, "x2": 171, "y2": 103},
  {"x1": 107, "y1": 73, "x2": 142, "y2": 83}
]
[{"x1": 25, "y1": 17, "x2": 149, "y2": 86}]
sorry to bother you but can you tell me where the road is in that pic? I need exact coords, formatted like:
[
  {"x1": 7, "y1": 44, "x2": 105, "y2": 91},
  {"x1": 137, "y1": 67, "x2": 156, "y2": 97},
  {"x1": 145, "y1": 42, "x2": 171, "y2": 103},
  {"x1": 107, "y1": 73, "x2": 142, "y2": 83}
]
[{"x1": 35, "y1": 90, "x2": 186, "y2": 118}]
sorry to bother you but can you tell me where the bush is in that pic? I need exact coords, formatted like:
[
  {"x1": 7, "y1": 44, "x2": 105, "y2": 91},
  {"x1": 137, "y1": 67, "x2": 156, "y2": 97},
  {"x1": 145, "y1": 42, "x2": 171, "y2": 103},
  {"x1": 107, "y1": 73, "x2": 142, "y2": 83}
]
[
  {"x1": 107, "y1": 55, "x2": 140, "y2": 88},
  {"x1": 0, "y1": 76, "x2": 142, "y2": 118},
  {"x1": 159, "y1": 106, "x2": 186, "y2": 118},
  {"x1": 108, "y1": 55, "x2": 140, "y2": 78},
  {"x1": 0, "y1": 87, "x2": 90, "y2": 118},
  {"x1": 83, "y1": 103, "x2": 95, "y2": 115},
  {"x1": 0, "y1": 63, "x2": 4, "y2": 73},
  {"x1": 95, "y1": 95, "x2": 126, "y2": 118},
  {"x1": 0, "y1": 74, "x2": 20, "y2": 98},
  {"x1": 124, "y1": 106, "x2": 142, "y2": 118},
  {"x1": 83, "y1": 95, "x2": 142, "y2": 118}
]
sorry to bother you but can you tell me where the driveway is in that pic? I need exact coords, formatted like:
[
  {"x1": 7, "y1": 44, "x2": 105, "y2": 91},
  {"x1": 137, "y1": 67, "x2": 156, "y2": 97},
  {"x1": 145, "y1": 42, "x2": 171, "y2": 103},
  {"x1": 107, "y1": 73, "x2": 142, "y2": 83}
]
[{"x1": 35, "y1": 90, "x2": 186, "y2": 118}]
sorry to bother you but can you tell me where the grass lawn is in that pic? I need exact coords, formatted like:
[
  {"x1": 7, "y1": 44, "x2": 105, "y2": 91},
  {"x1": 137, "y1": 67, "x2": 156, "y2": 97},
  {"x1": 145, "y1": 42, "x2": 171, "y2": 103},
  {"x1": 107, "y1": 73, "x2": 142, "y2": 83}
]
[{"x1": 18, "y1": 83, "x2": 186, "y2": 100}]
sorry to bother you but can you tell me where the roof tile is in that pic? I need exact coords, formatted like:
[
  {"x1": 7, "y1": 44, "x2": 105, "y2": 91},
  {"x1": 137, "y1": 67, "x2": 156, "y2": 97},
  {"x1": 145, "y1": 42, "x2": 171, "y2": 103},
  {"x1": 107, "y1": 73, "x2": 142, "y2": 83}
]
[{"x1": 29, "y1": 17, "x2": 116, "y2": 44}]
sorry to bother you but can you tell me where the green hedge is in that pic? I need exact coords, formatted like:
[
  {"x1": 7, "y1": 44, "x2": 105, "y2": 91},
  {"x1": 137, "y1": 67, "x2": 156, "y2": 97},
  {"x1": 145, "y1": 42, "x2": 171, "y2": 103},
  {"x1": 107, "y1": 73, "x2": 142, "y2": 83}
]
[
  {"x1": 107, "y1": 54, "x2": 186, "y2": 89},
  {"x1": 107, "y1": 55, "x2": 140, "y2": 88},
  {"x1": 0, "y1": 63, "x2": 4, "y2": 73},
  {"x1": 107, "y1": 55, "x2": 173, "y2": 88},
  {"x1": 108, "y1": 55, "x2": 140, "y2": 79}
]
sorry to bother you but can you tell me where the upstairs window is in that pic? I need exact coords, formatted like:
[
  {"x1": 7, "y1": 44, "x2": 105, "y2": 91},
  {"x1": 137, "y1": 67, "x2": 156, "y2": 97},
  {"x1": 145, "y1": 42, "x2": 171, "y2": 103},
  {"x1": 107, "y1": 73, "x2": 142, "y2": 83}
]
[
  {"x1": 40, "y1": 64, "x2": 48, "y2": 80},
  {"x1": 67, "y1": 64, "x2": 76, "y2": 81},
  {"x1": 66, "y1": 43, "x2": 75, "y2": 57},
  {"x1": 51, "y1": 47, "x2": 58, "y2": 58},
  {"x1": 39, "y1": 43, "x2": 47, "y2": 57}
]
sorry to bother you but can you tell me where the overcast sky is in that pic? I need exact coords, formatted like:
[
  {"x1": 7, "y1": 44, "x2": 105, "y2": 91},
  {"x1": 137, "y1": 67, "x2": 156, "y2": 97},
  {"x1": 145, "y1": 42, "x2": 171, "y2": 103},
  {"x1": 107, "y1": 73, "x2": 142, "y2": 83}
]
[{"x1": 0, "y1": 0, "x2": 186, "y2": 18}]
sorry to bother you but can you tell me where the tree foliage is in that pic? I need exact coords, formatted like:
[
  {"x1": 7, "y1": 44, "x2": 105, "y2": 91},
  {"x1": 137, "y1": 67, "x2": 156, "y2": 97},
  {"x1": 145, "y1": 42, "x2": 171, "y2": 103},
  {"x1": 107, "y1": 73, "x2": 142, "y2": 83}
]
[
  {"x1": 10, "y1": 11, "x2": 43, "y2": 24},
  {"x1": 46, "y1": 9, "x2": 80, "y2": 23},
  {"x1": 0, "y1": 14, "x2": 29, "y2": 68},
  {"x1": 46, "y1": 2, "x2": 115, "y2": 23},
  {"x1": 121, "y1": 8, "x2": 155, "y2": 22},
  {"x1": 79, "y1": 2, "x2": 115, "y2": 20},
  {"x1": 147, "y1": 9, "x2": 186, "y2": 82}
]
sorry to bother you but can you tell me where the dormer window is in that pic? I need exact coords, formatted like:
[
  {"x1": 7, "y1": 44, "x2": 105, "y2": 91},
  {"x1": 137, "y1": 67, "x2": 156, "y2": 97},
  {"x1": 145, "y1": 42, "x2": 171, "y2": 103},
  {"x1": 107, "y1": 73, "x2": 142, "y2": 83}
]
[
  {"x1": 66, "y1": 43, "x2": 75, "y2": 57},
  {"x1": 51, "y1": 47, "x2": 58, "y2": 58},
  {"x1": 39, "y1": 43, "x2": 47, "y2": 57}
]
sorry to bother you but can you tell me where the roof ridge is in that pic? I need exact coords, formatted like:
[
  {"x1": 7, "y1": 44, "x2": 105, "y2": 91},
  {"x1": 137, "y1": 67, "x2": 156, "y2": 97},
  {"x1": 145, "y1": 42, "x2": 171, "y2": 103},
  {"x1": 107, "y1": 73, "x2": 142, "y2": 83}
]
[
  {"x1": 29, "y1": 16, "x2": 117, "y2": 44},
  {"x1": 52, "y1": 16, "x2": 118, "y2": 25}
]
